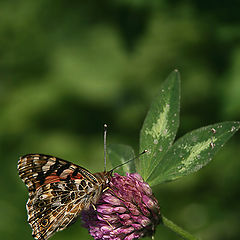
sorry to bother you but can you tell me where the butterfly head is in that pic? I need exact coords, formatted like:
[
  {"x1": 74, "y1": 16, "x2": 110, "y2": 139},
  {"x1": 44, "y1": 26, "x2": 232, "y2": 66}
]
[
  {"x1": 104, "y1": 170, "x2": 113, "y2": 184},
  {"x1": 95, "y1": 170, "x2": 113, "y2": 187}
]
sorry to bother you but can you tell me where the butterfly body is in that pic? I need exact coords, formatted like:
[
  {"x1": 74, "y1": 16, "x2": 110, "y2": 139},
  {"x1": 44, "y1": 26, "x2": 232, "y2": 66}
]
[{"x1": 18, "y1": 154, "x2": 111, "y2": 240}]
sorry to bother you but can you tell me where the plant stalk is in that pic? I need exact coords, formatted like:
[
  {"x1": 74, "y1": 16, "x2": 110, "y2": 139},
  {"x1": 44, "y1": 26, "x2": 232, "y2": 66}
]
[{"x1": 162, "y1": 215, "x2": 199, "y2": 240}]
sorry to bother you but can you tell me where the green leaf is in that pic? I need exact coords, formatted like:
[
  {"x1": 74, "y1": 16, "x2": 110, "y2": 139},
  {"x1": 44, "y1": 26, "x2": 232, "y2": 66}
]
[
  {"x1": 107, "y1": 144, "x2": 135, "y2": 175},
  {"x1": 148, "y1": 121, "x2": 240, "y2": 186},
  {"x1": 137, "y1": 70, "x2": 180, "y2": 181}
]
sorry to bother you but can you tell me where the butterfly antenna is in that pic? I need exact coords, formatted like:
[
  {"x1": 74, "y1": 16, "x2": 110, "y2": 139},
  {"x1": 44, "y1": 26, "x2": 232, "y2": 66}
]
[
  {"x1": 104, "y1": 124, "x2": 107, "y2": 172},
  {"x1": 110, "y1": 149, "x2": 148, "y2": 172}
]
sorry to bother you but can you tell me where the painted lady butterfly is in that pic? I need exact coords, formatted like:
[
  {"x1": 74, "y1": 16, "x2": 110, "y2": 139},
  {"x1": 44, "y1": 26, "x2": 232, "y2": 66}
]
[{"x1": 18, "y1": 153, "x2": 112, "y2": 240}]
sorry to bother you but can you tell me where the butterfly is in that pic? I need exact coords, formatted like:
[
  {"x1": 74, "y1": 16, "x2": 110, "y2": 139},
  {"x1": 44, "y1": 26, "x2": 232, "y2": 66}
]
[{"x1": 17, "y1": 153, "x2": 112, "y2": 240}]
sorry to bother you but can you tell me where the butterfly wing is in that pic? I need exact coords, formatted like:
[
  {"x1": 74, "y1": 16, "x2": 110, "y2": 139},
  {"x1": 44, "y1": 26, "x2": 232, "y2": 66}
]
[{"x1": 18, "y1": 154, "x2": 101, "y2": 240}]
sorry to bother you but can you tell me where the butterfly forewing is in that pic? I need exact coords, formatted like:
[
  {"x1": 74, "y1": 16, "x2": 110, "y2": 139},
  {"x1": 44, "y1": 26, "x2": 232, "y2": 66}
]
[{"x1": 18, "y1": 154, "x2": 108, "y2": 240}]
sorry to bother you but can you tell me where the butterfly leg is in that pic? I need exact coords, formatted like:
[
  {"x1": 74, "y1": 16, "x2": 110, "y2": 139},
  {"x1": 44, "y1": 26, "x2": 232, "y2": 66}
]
[
  {"x1": 91, "y1": 203, "x2": 114, "y2": 229},
  {"x1": 103, "y1": 187, "x2": 125, "y2": 202}
]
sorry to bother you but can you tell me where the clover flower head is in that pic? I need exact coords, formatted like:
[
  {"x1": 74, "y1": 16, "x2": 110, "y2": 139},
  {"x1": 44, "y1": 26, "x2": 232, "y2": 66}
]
[{"x1": 82, "y1": 173, "x2": 161, "y2": 240}]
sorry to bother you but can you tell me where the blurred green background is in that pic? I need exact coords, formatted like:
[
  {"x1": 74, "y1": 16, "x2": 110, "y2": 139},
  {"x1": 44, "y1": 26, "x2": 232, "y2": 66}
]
[{"x1": 1, "y1": 1, "x2": 240, "y2": 240}]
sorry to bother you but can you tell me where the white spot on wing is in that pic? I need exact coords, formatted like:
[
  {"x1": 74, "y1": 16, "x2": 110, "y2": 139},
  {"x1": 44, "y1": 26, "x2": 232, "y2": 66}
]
[
  {"x1": 42, "y1": 160, "x2": 55, "y2": 173},
  {"x1": 59, "y1": 169, "x2": 72, "y2": 178}
]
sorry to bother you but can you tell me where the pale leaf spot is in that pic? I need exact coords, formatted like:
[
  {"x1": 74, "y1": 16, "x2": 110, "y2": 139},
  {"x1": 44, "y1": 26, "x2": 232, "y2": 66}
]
[
  {"x1": 179, "y1": 137, "x2": 217, "y2": 173},
  {"x1": 145, "y1": 103, "x2": 170, "y2": 139}
]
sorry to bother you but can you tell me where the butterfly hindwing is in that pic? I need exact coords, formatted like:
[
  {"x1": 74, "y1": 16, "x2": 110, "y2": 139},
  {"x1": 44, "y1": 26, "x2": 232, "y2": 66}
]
[
  {"x1": 18, "y1": 154, "x2": 102, "y2": 240},
  {"x1": 27, "y1": 181, "x2": 81, "y2": 239}
]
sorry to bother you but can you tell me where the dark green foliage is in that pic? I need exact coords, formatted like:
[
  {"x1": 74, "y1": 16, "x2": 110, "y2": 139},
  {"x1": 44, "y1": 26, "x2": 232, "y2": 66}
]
[{"x1": 107, "y1": 144, "x2": 135, "y2": 175}]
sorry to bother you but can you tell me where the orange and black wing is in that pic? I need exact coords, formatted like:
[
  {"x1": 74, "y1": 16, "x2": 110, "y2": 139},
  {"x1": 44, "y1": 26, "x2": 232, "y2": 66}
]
[{"x1": 18, "y1": 154, "x2": 99, "y2": 240}]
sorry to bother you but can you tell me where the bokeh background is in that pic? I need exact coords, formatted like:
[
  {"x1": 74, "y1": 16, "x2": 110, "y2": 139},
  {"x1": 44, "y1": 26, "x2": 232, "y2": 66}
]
[{"x1": 1, "y1": 1, "x2": 240, "y2": 240}]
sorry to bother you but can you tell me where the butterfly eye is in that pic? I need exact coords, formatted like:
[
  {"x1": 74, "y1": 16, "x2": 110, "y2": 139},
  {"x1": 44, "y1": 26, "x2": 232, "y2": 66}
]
[{"x1": 41, "y1": 218, "x2": 49, "y2": 227}]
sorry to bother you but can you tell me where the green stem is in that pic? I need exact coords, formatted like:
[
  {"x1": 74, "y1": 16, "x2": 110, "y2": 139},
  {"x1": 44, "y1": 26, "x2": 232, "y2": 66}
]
[{"x1": 162, "y1": 215, "x2": 199, "y2": 240}]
